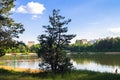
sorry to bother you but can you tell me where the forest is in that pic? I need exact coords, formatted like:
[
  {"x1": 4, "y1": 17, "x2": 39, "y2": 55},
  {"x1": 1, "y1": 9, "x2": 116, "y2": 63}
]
[{"x1": 67, "y1": 37, "x2": 120, "y2": 52}]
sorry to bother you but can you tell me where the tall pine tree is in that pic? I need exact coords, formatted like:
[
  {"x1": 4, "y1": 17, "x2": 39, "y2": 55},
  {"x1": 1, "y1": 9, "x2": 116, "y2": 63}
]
[{"x1": 37, "y1": 9, "x2": 76, "y2": 73}]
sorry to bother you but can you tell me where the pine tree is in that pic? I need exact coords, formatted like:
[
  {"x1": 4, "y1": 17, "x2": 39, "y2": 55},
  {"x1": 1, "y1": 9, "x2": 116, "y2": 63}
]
[
  {"x1": 0, "y1": 0, "x2": 25, "y2": 56},
  {"x1": 37, "y1": 9, "x2": 76, "y2": 73}
]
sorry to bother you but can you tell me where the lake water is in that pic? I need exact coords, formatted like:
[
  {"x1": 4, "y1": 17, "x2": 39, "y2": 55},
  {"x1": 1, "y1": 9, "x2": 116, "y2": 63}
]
[
  {"x1": 72, "y1": 60, "x2": 120, "y2": 73},
  {"x1": 0, "y1": 54, "x2": 120, "y2": 73}
]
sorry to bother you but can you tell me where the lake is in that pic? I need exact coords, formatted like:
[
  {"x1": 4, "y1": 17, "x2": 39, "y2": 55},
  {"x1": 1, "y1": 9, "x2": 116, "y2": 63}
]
[{"x1": 0, "y1": 54, "x2": 120, "y2": 73}]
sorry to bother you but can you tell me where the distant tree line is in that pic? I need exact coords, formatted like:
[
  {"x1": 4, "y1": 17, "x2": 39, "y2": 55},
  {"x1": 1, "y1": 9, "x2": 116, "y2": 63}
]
[
  {"x1": 29, "y1": 44, "x2": 40, "y2": 53},
  {"x1": 66, "y1": 37, "x2": 120, "y2": 52},
  {"x1": 4, "y1": 41, "x2": 29, "y2": 53},
  {"x1": 2, "y1": 42, "x2": 40, "y2": 54},
  {"x1": 4, "y1": 37, "x2": 120, "y2": 54}
]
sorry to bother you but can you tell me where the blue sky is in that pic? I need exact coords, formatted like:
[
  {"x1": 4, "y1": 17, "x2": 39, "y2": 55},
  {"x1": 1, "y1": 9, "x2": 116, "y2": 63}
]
[{"x1": 11, "y1": 0, "x2": 120, "y2": 44}]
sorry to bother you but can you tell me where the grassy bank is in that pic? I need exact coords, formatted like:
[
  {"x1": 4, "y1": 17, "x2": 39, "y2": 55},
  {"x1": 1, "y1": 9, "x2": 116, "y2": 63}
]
[{"x1": 0, "y1": 68, "x2": 120, "y2": 80}]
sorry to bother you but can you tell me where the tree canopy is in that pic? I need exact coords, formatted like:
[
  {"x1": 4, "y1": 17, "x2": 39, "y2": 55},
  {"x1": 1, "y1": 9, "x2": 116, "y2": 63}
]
[
  {"x1": 37, "y1": 9, "x2": 76, "y2": 73},
  {"x1": 67, "y1": 37, "x2": 120, "y2": 52},
  {"x1": 0, "y1": 0, "x2": 25, "y2": 56}
]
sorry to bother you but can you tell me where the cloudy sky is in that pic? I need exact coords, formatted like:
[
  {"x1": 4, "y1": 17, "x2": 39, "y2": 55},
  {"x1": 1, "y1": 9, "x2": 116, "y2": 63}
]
[{"x1": 11, "y1": 0, "x2": 120, "y2": 44}]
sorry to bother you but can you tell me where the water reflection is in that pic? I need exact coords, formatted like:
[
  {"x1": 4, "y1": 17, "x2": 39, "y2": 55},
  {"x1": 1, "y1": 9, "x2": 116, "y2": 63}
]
[
  {"x1": 0, "y1": 60, "x2": 40, "y2": 69},
  {"x1": 0, "y1": 58, "x2": 120, "y2": 73},
  {"x1": 71, "y1": 60, "x2": 120, "y2": 73}
]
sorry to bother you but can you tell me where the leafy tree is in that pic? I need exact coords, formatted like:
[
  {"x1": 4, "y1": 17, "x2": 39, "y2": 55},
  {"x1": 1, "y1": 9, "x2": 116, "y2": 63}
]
[
  {"x1": 3, "y1": 41, "x2": 29, "y2": 53},
  {"x1": 0, "y1": 0, "x2": 25, "y2": 56},
  {"x1": 69, "y1": 37, "x2": 120, "y2": 52},
  {"x1": 94, "y1": 37, "x2": 120, "y2": 52},
  {"x1": 37, "y1": 9, "x2": 76, "y2": 73},
  {"x1": 29, "y1": 44, "x2": 40, "y2": 53},
  {"x1": 15, "y1": 41, "x2": 28, "y2": 53}
]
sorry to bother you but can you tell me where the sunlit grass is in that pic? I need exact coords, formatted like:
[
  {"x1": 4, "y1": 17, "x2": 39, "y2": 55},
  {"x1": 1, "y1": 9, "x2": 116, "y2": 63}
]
[
  {"x1": 0, "y1": 68, "x2": 120, "y2": 80},
  {"x1": 0, "y1": 62, "x2": 4, "y2": 65}
]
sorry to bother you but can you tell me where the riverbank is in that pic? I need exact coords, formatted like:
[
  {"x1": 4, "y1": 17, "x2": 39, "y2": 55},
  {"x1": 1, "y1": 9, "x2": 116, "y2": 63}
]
[
  {"x1": 0, "y1": 68, "x2": 120, "y2": 80},
  {"x1": 0, "y1": 66, "x2": 41, "y2": 73}
]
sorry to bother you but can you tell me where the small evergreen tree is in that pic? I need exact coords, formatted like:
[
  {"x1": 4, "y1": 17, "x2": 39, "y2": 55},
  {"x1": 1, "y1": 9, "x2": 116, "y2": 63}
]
[{"x1": 37, "y1": 9, "x2": 76, "y2": 73}]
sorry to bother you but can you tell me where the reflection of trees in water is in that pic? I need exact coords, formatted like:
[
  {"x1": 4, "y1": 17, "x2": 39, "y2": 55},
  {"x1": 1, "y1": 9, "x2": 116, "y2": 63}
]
[
  {"x1": 28, "y1": 61, "x2": 35, "y2": 67},
  {"x1": 16, "y1": 60, "x2": 37, "y2": 68},
  {"x1": 72, "y1": 59, "x2": 92, "y2": 64},
  {"x1": 5, "y1": 60, "x2": 15, "y2": 66},
  {"x1": 71, "y1": 54, "x2": 120, "y2": 66},
  {"x1": 17, "y1": 61, "x2": 21, "y2": 67},
  {"x1": 1, "y1": 60, "x2": 39, "y2": 69}
]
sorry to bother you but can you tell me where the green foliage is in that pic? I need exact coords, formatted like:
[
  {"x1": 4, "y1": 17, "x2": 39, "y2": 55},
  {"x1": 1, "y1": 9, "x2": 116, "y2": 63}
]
[
  {"x1": 68, "y1": 37, "x2": 120, "y2": 52},
  {"x1": 29, "y1": 44, "x2": 40, "y2": 53},
  {"x1": 15, "y1": 41, "x2": 28, "y2": 53},
  {"x1": 0, "y1": 48, "x2": 5, "y2": 57},
  {"x1": 94, "y1": 37, "x2": 120, "y2": 52},
  {"x1": 0, "y1": 0, "x2": 25, "y2": 55},
  {"x1": 37, "y1": 9, "x2": 76, "y2": 73},
  {"x1": 1, "y1": 41, "x2": 29, "y2": 53}
]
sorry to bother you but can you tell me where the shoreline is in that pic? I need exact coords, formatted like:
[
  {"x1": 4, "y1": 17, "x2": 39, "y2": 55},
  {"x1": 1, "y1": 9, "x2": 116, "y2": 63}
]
[{"x1": 0, "y1": 66, "x2": 42, "y2": 73}]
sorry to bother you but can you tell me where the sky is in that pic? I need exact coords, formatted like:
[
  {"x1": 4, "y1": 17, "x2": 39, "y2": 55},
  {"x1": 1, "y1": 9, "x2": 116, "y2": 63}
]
[{"x1": 10, "y1": 0, "x2": 120, "y2": 44}]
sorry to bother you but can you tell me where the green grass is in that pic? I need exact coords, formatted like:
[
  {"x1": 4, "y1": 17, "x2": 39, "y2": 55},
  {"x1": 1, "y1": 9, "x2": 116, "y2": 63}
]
[
  {"x1": 0, "y1": 62, "x2": 5, "y2": 65},
  {"x1": 0, "y1": 69, "x2": 120, "y2": 80}
]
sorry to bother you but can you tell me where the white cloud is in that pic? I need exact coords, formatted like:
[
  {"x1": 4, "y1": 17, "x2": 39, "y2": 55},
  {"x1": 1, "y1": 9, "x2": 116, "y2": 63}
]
[
  {"x1": 10, "y1": 8, "x2": 16, "y2": 12},
  {"x1": 108, "y1": 27, "x2": 120, "y2": 33},
  {"x1": 12, "y1": 1, "x2": 45, "y2": 15},
  {"x1": 32, "y1": 15, "x2": 41, "y2": 20},
  {"x1": 17, "y1": 5, "x2": 27, "y2": 13}
]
